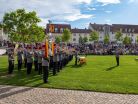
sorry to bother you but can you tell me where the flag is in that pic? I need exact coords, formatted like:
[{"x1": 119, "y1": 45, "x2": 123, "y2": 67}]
[
  {"x1": 45, "y1": 39, "x2": 49, "y2": 58},
  {"x1": 14, "y1": 44, "x2": 19, "y2": 55}
]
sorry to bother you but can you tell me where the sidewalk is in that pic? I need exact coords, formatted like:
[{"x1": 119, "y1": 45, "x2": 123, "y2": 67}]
[{"x1": 0, "y1": 85, "x2": 138, "y2": 104}]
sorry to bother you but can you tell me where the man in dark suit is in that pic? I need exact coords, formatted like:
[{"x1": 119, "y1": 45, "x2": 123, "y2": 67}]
[{"x1": 116, "y1": 48, "x2": 120, "y2": 66}]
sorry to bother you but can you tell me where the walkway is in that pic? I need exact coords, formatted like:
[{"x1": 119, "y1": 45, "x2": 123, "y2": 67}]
[{"x1": 0, "y1": 85, "x2": 138, "y2": 104}]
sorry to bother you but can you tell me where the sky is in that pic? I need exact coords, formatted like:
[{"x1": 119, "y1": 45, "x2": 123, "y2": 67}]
[{"x1": 0, "y1": 0, "x2": 138, "y2": 28}]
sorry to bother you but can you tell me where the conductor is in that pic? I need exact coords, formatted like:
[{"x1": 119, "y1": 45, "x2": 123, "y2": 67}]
[{"x1": 115, "y1": 48, "x2": 120, "y2": 66}]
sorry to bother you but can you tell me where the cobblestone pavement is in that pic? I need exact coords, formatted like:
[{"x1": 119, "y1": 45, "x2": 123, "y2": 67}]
[{"x1": 0, "y1": 85, "x2": 138, "y2": 104}]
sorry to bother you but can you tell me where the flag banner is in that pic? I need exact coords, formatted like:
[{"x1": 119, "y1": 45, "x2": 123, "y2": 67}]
[
  {"x1": 52, "y1": 41, "x2": 55, "y2": 56},
  {"x1": 14, "y1": 44, "x2": 19, "y2": 55},
  {"x1": 45, "y1": 39, "x2": 49, "y2": 58}
]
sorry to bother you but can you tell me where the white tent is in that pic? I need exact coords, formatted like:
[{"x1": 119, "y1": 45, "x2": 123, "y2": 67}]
[{"x1": 0, "y1": 49, "x2": 6, "y2": 55}]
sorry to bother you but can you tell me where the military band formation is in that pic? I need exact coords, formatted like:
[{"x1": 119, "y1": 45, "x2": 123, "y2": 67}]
[{"x1": 7, "y1": 42, "x2": 74, "y2": 83}]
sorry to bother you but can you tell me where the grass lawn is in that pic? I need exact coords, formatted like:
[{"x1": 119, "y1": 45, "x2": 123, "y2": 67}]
[{"x1": 0, "y1": 55, "x2": 138, "y2": 94}]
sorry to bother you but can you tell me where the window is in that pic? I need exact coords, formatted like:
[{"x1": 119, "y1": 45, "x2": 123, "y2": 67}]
[
  {"x1": 73, "y1": 38, "x2": 76, "y2": 41},
  {"x1": 120, "y1": 28, "x2": 122, "y2": 32},
  {"x1": 132, "y1": 29, "x2": 135, "y2": 33},
  {"x1": 125, "y1": 28, "x2": 127, "y2": 33},
  {"x1": 73, "y1": 33, "x2": 76, "y2": 36},
  {"x1": 129, "y1": 28, "x2": 131, "y2": 32},
  {"x1": 60, "y1": 28, "x2": 63, "y2": 32},
  {"x1": 55, "y1": 28, "x2": 58, "y2": 32}
]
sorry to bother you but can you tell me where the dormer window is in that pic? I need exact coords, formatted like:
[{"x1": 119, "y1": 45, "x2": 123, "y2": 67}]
[
  {"x1": 60, "y1": 28, "x2": 63, "y2": 32},
  {"x1": 55, "y1": 28, "x2": 58, "y2": 32},
  {"x1": 129, "y1": 28, "x2": 131, "y2": 32},
  {"x1": 132, "y1": 29, "x2": 135, "y2": 33},
  {"x1": 125, "y1": 28, "x2": 127, "y2": 33}
]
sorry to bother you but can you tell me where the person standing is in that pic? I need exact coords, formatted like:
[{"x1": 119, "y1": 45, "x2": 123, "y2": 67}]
[
  {"x1": 75, "y1": 50, "x2": 78, "y2": 66},
  {"x1": 42, "y1": 53, "x2": 49, "y2": 83},
  {"x1": 53, "y1": 45, "x2": 57, "y2": 75},
  {"x1": 116, "y1": 48, "x2": 120, "y2": 66},
  {"x1": 56, "y1": 49, "x2": 60, "y2": 72},
  {"x1": 23, "y1": 47, "x2": 27, "y2": 68},
  {"x1": 38, "y1": 47, "x2": 42, "y2": 75},
  {"x1": 26, "y1": 47, "x2": 33, "y2": 75},
  {"x1": 17, "y1": 47, "x2": 23, "y2": 71},
  {"x1": 34, "y1": 48, "x2": 38, "y2": 71},
  {"x1": 8, "y1": 49, "x2": 14, "y2": 74},
  {"x1": 59, "y1": 50, "x2": 63, "y2": 70}
]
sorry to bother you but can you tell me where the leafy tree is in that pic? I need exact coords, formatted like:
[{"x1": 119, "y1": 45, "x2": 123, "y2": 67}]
[
  {"x1": 79, "y1": 35, "x2": 84, "y2": 44},
  {"x1": 83, "y1": 37, "x2": 88, "y2": 43},
  {"x1": 89, "y1": 31, "x2": 99, "y2": 42},
  {"x1": 2, "y1": 9, "x2": 44, "y2": 43},
  {"x1": 0, "y1": 22, "x2": 2, "y2": 28},
  {"x1": 104, "y1": 35, "x2": 109, "y2": 44},
  {"x1": 115, "y1": 31, "x2": 123, "y2": 41},
  {"x1": 28, "y1": 25, "x2": 45, "y2": 43},
  {"x1": 136, "y1": 36, "x2": 138, "y2": 43},
  {"x1": 55, "y1": 36, "x2": 61, "y2": 44},
  {"x1": 123, "y1": 36, "x2": 131, "y2": 44},
  {"x1": 62, "y1": 28, "x2": 71, "y2": 42}
]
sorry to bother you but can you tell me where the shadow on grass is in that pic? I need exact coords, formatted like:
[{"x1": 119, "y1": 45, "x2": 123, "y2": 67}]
[
  {"x1": 0, "y1": 86, "x2": 32, "y2": 100},
  {"x1": 71, "y1": 65, "x2": 83, "y2": 68},
  {"x1": 0, "y1": 67, "x2": 43, "y2": 86},
  {"x1": 106, "y1": 65, "x2": 118, "y2": 71}
]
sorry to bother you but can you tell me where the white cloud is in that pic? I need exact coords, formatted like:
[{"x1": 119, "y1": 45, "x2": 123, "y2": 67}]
[
  {"x1": 97, "y1": 0, "x2": 120, "y2": 5},
  {"x1": 105, "y1": 19, "x2": 111, "y2": 24},
  {"x1": 0, "y1": 0, "x2": 93, "y2": 26},
  {"x1": 105, "y1": 11, "x2": 112, "y2": 13},
  {"x1": 88, "y1": 7, "x2": 96, "y2": 11},
  {"x1": 51, "y1": 13, "x2": 93, "y2": 21},
  {"x1": 75, "y1": 0, "x2": 92, "y2": 4},
  {"x1": 129, "y1": 0, "x2": 138, "y2": 3}
]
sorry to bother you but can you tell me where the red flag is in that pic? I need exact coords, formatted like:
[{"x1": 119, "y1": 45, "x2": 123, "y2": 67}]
[{"x1": 45, "y1": 39, "x2": 49, "y2": 58}]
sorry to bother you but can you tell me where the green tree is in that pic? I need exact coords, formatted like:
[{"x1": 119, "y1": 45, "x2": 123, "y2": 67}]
[
  {"x1": 55, "y1": 36, "x2": 61, "y2": 44},
  {"x1": 104, "y1": 35, "x2": 110, "y2": 44},
  {"x1": 62, "y1": 28, "x2": 71, "y2": 42},
  {"x1": 136, "y1": 36, "x2": 138, "y2": 43},
  {"x1": 2, "y1": 9, "x2": 43, "y2": 43},
  {"x1": 115, "y1": 31, "x2": 123, "y2": 42},
  {"x1": 79, "y1": 35, "x2": 84, "y2": 44},
  {"x1": 83, "y1": 37, "x2": 88, "y2": 43},
  {"x1": 89, "y1": 31, "x2": 99, "y2": 42},
  {"x1": 123, "y1": 36, "x2": 131, "y2": 44},
  {"x1": 0, "y1": 22, "x2": 2, "y2": 28},
  {"x1": 28, "y1": 25, "x2": 45, "y2": 43}
]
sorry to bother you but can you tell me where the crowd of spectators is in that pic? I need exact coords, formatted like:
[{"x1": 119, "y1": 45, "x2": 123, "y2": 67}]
[
  {"x1": 73, "y1": 43, "x2": 138, "y2": 55},
  {"x1": 1, "y1": 40, "x2": 138, "y2": 55}
]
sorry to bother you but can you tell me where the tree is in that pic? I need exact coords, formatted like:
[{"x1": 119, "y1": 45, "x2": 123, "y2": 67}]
[
  {"x1": 0, "y1": 22, "x2": 2, "y2": 28},
  {"x1": 28, "y1": 25, "x2": 45, "y2": 43},
  {"x1": 123, "y1": 36, "x2": 131, "y2": 44},
  {"x1": 89, "y1": 31, "x2": 99, "y2": 42},
  {"x1": 115, "y1": 31, "x2": 123, "y2": 42},
  {"x1": 79, "y1": 35, "x2": 84, "y2": 44},
  {"x1": 83, "y1": 37, "x2": 88, "y2": 43},
  {"x1": 62, "y1": 28, "x2": 71, "y2": 42},
  {"x1": 55, "y1": 36, "x2": 61, "y2": 44},
  {"x1": 136, "y1": 36, "x2": 138, "y2": 43},
  {"x1": 2, "y1": 9, "x2": 44, "y2": 43},
  {"x1": 104, "y1": 35, "x2": 109, "y2": 44}
]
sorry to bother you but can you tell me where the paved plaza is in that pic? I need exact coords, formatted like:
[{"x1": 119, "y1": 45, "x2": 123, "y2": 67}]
[{"x1": 0, "y1": 85, "x2": 138, "y2": 104}]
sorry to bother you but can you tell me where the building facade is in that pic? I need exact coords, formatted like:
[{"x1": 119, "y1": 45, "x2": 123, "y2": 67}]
[
  {"x1": 71, "y1": 28, "x2": 91, "y2": 43},
  {"x1": 46, "y1": 24, "x2": 71, "y2": 38},
  {"x1": 45, "y1": 23, "x2": 138, "y2": 44},
  {"x1": 46, "y1": 24, "x2": 91, "y2": 43},
  {"x1": 89, "y1": 23, "x2": 138, "y2": 43},
  {"x1": 0, "y1": 28, "x2": 8, "y2": 41}
]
